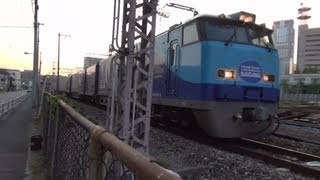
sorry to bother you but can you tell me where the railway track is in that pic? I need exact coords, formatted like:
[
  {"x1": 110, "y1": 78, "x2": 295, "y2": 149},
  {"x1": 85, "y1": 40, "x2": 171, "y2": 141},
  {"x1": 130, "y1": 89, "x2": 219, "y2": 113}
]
[
  {"x1": 272, "y1": 132, "x2": 320, "y2": 146},
  {"x1": 152, "y1": 121, "x2": 320, "y2": 178},
  {"x1": 223, "y1": 138, "x2": 320, "y2": 178},
  {"x1": 280, "y1": 120, "x2": 320, "y2": 129}
]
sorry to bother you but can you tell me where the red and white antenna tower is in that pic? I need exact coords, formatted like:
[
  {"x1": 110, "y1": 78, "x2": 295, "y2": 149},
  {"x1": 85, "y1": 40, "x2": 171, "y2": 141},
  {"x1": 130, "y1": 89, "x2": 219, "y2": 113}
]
[{"x1": 297, "y1": 2, "x2": 311, "y2": 25}]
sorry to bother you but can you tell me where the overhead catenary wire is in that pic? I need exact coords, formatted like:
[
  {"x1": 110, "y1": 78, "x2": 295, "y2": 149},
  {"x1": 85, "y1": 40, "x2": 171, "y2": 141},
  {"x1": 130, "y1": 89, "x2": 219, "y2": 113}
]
[{"x1": 0, "y1": 25, "x2": 33, "y2": 29}]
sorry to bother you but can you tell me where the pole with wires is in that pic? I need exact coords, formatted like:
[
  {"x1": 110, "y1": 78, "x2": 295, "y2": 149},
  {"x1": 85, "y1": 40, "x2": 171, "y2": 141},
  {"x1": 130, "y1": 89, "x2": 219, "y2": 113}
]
[{"x1": 32, "y1": 0, "x2": 39, "y2": 112}]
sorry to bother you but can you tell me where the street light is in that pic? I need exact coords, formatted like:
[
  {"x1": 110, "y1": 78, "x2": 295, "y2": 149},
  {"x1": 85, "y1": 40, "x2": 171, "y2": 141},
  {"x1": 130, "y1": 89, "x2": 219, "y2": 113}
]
[
  {"x1": 24, "y1": 51, "x2": 42, "y2": 75},
  {"x1": 56, "y1": 33, "x2": 71, "y2": 92}
]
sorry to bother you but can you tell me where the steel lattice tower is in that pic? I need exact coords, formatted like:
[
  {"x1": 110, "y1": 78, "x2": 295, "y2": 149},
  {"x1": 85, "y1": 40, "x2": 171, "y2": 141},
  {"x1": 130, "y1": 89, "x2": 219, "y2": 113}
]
[{"x1": 107, "y1": 0, "x2": 158, "y2": 153}]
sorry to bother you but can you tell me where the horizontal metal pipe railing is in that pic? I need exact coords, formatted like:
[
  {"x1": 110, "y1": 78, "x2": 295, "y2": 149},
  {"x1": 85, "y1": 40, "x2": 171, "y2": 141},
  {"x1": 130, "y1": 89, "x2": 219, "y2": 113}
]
[
  {"x1": 0, "y1": 92, "x2": 29, "y2": 118},
  {"x1": 58, "y1": 100, "x2": 181, "y2": 180}
]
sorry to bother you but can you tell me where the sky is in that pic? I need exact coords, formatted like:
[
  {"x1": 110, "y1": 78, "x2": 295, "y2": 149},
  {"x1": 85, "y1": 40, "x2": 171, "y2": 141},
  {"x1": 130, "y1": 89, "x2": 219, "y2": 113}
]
[{"x1": 0, "y1": 0, "x2": 319, "y2": 75}]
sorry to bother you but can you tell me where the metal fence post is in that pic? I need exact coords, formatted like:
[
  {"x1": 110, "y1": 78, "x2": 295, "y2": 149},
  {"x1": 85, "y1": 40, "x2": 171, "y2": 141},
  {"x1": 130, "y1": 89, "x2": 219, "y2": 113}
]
[
  {"x1": 7, "y1": 101, "x2": 9, "y2": 114},
  {"x1": 0, "y1": 103, "x2": 3, "y2": 117},
  {"x1": 50, "y1": 105, "x2": 61, "y2": 179},
  {"x1": 88, "y1": 136, "x2": 104, "y2": 180}
]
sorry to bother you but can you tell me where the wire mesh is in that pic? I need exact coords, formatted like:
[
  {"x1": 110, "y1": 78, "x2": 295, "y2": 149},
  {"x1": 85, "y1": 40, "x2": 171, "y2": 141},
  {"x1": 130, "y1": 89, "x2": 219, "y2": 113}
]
[
  {"x1": 41, "y1": 95, "x2": 133, "y2": 180},
  {"x1": 41, "y1": 93, "x2": 181, "y2": 180},
  {"x1": 53, "y1": 111, "x2": 90, "y2": 179},
  {"x1": 42, "y1": 96, "x2": 90, "y2": 179}
]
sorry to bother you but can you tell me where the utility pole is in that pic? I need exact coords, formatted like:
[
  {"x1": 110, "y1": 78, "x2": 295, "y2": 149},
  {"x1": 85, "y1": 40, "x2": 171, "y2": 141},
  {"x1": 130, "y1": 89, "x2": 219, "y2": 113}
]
[
  {"x1": 32, "y1": 0, "x2": 39, "y2": 110},
  {"x1": 39, "y1": 51, "x2": 42, "y2": 75},
  {"x1": 56, "y1": 33, "x2": 70, "y2": 92},
  {"x1": 56, "y1": 33, "x2": 60, "y2": 92}
]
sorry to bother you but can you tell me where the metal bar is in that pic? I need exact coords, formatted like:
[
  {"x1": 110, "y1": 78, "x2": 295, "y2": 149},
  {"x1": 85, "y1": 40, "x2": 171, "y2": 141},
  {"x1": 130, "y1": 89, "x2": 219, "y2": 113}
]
[
  {"x1": 50, "y1": 105, "x2": 61, "y2": 178},
  {"x1": 32, "y1": 0, "x2": 39, "y2": 109},
  {"x1": 236, "y1": 145, "x2": 320, "y2": 178},
  {"x1": 241, "y1": 138, "x2": 320, "y2": 162},
  {"x1": 273, "y1": 132, "x2": 320, "y2": 146},
  {"x1": 58, "y1": 100, "x2": 181, "y2": 180},
  {"x1": 37, "y1": 77, "x2": 47, "y2": 117},
  {"x1": 57, "y1": 33, "x2": 61, "y2": 92},
  {"x1": 0, "y1": 103, "x2": 3, "y2": 117}
]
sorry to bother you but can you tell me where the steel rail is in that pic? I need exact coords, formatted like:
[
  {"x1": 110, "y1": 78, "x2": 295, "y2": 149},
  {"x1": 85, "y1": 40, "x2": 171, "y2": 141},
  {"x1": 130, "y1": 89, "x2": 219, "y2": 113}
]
[
  {"x1": 58, "y1": 100, "x2": 181, "y2": 180},
  {"x1": 273, "y1": 132, "x2": 320, "y2": 146},
  {"x1": 280, "y1": 120, "x2": 320, "y2": 129},
  {"x1": 232, "y1": 145, "x2": 320, "y2": 178},
  {"x1": 240, "y1": 138, "x2": 320, "y2": 162}
]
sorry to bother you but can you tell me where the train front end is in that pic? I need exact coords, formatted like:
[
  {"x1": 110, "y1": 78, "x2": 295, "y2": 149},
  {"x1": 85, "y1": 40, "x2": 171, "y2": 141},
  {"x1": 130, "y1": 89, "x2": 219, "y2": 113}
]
[{"x1": 192, "y1": 12, "x2": 280, "y2": 137}]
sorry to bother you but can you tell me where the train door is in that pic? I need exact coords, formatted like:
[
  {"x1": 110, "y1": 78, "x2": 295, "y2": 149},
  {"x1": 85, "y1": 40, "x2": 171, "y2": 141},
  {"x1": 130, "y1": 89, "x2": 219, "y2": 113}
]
[{"x1": 167, "y1": 40, "x2": 180, "y2": 96}]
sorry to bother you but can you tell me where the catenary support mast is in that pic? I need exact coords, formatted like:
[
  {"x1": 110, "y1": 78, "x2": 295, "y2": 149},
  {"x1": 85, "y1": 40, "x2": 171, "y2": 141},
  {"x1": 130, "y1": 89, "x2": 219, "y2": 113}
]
[{"x1": 107, "y1": 0, "x2": 158, "y2": 153}]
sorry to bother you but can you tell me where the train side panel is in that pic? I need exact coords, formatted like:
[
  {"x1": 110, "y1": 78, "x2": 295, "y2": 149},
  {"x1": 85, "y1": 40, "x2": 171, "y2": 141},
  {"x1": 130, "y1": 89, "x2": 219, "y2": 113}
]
[
  {"x1": 97, "y1": 57, "x2": 113, "y2": 105},
  {"x1": 58, "y1": 76, "x2": 69, "y2": 92},
  {"x1": 78, "y1": 69, "x2": 86, "y2": 96},
  {"x1": 85, "y1": 64, "x2": 97, "y2": 96}
]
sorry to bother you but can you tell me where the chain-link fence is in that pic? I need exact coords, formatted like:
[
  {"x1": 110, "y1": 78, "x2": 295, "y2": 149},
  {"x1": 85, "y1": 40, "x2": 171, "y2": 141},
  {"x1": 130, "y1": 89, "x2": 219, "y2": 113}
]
[{"x1": 41, "y1": 93, "x2": 181, "y2": 180}]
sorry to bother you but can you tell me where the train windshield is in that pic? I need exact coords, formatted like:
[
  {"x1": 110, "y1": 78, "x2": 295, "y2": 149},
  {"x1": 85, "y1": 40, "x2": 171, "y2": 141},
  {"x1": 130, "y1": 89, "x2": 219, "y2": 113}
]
[
  {"x1": 247, "y1": 26, "x2": 274, "y2": 49},
  {"x1": 199, "y1": 18, "x2": 275, "y2": 49}
]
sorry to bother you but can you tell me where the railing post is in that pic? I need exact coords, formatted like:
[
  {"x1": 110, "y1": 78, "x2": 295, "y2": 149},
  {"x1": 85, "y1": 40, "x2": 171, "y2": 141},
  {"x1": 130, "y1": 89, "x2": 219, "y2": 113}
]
[
  {"x1": 7, "y1": 101, "x2": 9, "y2": 114},
  {"x1": 0, "y1": 103, "x2": 3, "y2": 117},
  {"x1": 88, "y1": 136, "x2": 104, "y2": 180},
  {"x1": 49, "y1": 105, "x2": 61, "y2": 179}
]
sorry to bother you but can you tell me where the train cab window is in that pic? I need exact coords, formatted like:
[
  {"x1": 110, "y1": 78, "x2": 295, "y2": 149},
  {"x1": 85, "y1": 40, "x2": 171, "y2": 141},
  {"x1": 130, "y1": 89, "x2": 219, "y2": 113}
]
[
  {"x1": 248, "y1": 27, "x2": 275, "y2": 49},
  {"x1": 202, "y1": 21, "x2": 249, "y2": 43},
  {"x1": 183, "y1": 23, "x2": 199, "y2": 45}
]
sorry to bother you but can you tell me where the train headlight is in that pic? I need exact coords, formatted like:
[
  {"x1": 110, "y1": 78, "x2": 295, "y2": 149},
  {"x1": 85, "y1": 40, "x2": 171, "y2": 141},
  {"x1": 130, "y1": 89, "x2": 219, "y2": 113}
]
[
  {"x1": 217, "y1": 69, "x2": 236, "y2": 79},
  {"x1": 228, "y1": 11, "x2": 256, "y2": 23},
  {"x1": 263, "y1": 74, "x2": 275, "y2": 82}
]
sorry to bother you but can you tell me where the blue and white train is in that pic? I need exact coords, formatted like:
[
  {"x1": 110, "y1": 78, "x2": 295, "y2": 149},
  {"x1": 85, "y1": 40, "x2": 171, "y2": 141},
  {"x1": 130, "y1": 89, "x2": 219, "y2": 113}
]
[{"x1": 62, "y1": 11, "x2": 280, "y2": 138}]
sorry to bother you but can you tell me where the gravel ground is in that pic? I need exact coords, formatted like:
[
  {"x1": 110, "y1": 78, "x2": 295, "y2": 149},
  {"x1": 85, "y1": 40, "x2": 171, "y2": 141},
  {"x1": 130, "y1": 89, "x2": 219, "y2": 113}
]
[
  {"x1": 68, "y1": 99, "x2": 106, "y2": 124},
  {"x1": 149, "y1": 128, "x2": 313, "y2": 180}
]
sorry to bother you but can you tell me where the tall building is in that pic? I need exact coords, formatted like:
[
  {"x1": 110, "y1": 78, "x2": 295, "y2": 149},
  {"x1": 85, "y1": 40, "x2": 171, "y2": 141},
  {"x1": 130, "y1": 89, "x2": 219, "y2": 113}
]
[
  {"x1": 272, "y1": 20, "x2": 295, "y2": 75},
  {"x1": 83, "y1": 57, "x2": 102, "y2": 69},
  {"x1": 297, "y1": 25, "x2": 320, "y2": 71}
]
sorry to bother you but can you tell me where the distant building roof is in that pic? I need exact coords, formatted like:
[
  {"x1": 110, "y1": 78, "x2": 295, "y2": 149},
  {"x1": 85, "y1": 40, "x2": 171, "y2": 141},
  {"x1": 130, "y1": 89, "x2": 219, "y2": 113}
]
[{"x1": 0, "y1": 69, "x2": 9, "y2": 75}]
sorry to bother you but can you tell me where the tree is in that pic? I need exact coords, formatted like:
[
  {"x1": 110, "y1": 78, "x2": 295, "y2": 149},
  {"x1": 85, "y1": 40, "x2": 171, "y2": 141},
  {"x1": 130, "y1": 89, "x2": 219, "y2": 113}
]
[
  {"x1": 280, "y1": 80, "x2": 289, "y2": 93},
  {"x1": 294, "y1": 67, "x2": 301, "y2": 74}
]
